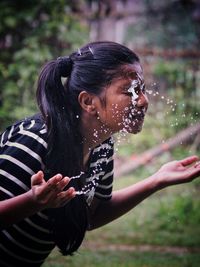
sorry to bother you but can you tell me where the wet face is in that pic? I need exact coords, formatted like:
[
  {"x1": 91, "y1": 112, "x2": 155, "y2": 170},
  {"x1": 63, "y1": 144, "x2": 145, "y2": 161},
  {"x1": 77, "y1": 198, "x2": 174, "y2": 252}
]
[{"x1": 96, "y1": 63, "x2": 149, "y2": 134}]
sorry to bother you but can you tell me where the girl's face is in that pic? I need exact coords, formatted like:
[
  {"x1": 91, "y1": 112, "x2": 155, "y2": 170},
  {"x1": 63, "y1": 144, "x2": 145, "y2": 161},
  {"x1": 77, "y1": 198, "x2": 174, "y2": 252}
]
[{"x1": 96, "y1": 63, "x2": 149, "y2": 135}]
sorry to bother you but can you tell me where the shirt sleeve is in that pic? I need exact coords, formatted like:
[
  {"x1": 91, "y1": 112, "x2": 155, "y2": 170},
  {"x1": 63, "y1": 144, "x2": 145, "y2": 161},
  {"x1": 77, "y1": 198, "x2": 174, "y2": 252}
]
[{"x1": 94, "y1": 139, "x2": 114, "y2": 200}]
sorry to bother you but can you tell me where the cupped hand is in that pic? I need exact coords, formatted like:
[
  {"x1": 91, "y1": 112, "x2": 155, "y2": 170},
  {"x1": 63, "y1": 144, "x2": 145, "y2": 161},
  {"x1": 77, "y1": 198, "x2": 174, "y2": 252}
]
[
  {"x1": 31, "y1": 171, "x2": 76, "y2": 208},
  {"x1": 155, "y1": 155, "x2": 200, "y2": 188}
]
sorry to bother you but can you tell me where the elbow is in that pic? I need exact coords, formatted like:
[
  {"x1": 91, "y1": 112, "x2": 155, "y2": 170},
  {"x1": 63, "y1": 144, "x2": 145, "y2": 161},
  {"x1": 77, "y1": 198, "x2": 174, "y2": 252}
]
[
  {"x1": 87, "y1": 225, "x2": 93, "y2": 231},
  {"x1": 86, "y1": 215, "x2": 101, "y2": 231},
  {"x1": 86, "y1": 219, "x2": 96, "y2": 231}
]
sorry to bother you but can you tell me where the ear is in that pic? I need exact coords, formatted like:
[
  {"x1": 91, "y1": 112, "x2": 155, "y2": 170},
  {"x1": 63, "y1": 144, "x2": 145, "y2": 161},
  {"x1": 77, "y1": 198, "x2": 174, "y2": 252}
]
[{"x1": 78, "y1": 91, "x2": 97, "y2": 115}]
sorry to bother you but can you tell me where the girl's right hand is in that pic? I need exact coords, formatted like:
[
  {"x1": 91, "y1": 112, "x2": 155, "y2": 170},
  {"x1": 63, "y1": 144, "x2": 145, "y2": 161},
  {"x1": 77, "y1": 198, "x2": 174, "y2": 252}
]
[{"x1": 31, "y1": 171, "x2": 76, "y2": 209}]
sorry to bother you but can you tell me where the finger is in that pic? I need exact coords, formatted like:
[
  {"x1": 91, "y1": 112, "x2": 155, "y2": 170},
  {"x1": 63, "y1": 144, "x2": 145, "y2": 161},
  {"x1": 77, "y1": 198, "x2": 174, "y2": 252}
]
[
  {"x1": 57, "y1": 176, "x2": 71, "y2": 191},
  {"x1": 56, "y1": 188, "x2": 76, "y2": 207},
  {"x1": 31, "y1": 171, "x2": 44, "y2": 186},
  {"x1": 57, "y1": 187, "x2": 76, "y2": 200},
  {"x1": 47, "y1": 174, "x2": 63, "y2": 185},
  {"x1": 179, "y1": 155, "x2": 199, "y2": 167},
  {"x1": 48, "y1": 176, "x2": 70, "y2": 193},
  {"x1": 194, "y1": 161, "x2": 200, "y2": 168},
  {"x1": 46, "y1": 174, "x2": 63, "y2": 192},
  {"x1": 185, "y1": 164, "x2": 200, "y2": 180}
]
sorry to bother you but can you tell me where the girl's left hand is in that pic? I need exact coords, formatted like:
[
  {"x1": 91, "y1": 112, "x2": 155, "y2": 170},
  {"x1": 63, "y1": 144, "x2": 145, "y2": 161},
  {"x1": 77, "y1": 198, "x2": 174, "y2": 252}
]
[{"x1": 155, "y1": 155, "x2": 200, "y2": 188}]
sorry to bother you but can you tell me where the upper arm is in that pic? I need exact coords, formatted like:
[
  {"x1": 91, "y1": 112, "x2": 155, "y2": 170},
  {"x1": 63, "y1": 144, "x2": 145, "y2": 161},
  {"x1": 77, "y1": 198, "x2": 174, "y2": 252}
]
[{"x1": 87, "y1": 196, "x2": 110, "y2": 230}]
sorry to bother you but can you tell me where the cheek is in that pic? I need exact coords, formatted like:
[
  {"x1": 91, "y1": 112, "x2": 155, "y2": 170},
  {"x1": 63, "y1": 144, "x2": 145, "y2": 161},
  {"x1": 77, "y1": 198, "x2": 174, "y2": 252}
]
[
  {"x1": 110, "y1": 103, "x2": 126, "y2": 119},
  {"x1": 109, "y1": 106, "x2": 134, "y2": 129}
]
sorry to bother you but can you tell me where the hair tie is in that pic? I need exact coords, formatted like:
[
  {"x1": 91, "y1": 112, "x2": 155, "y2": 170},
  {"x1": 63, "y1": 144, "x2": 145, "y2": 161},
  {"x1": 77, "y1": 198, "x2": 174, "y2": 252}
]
[{"x1": 57, "y1": 56, "x2": 73, "y2": 77}]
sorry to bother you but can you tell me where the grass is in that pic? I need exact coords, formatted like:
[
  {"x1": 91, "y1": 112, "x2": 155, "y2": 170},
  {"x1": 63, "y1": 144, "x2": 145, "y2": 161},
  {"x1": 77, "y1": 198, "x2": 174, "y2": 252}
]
[{"x1": 44, "y1": 249, "x2": 200, "y2": 267}]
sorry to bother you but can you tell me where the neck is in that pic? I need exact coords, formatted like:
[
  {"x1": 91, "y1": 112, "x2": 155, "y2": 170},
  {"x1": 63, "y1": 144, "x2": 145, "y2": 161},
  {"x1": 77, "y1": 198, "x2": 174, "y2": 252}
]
[{"x1": 80, "y1": 113, "x2": 112, "y2": 156}]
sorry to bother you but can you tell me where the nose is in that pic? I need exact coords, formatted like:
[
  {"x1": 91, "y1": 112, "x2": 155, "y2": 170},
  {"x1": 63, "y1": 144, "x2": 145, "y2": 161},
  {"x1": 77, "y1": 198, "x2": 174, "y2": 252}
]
[{"x1": 137, "y1": 92, "x2": 149, "y2": 111}]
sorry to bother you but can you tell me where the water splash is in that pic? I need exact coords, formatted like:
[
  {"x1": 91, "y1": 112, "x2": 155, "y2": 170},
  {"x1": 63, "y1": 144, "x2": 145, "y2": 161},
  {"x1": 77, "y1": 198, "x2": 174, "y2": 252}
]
[
  {"x1": 70, "y1": 171, "x2": 100, "y2": 198},
  {"x1": 128, "y1": 80, "x2": 139, "y2": 106},
  {"x1": 93, "y1": 129, "x2": 98, "y2": 138},
  {"x1": 127, "y1": 73, "x2": 145, "y2": 105},
  {"x1": 70, "y1": 172, "x2": 85, "y2": 180}
]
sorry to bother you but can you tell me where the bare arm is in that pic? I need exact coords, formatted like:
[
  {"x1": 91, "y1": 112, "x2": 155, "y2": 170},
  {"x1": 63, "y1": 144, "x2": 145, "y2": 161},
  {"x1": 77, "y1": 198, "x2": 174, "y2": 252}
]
[
  {"x1": 88, "y1": 155, "x2": 200, "y2": 230},
  {"x1": 0, "y1": 171, "x2": 75, "y2": 228}
]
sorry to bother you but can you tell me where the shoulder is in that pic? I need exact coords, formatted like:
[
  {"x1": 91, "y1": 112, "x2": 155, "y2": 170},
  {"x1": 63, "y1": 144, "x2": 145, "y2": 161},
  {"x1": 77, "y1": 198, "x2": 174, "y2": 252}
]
[
  {"x1": 0, "y1": 113, "x2": 47, "y2": 147},
  {"x1": 13, "y1": 113, "x2": 46, "y2": 134},
  {"x1": 90, "y1": 137, "x2": 114, "y2": 170},
  {"x1": 93, "y1": 137, "x2": 114, "y2": 155}
]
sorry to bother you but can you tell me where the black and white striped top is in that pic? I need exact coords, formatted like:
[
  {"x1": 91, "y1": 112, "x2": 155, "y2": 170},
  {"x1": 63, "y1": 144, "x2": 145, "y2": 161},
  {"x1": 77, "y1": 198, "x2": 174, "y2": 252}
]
[{"x1": 0, "y1": 114, "x2": 114, "y2": 267}]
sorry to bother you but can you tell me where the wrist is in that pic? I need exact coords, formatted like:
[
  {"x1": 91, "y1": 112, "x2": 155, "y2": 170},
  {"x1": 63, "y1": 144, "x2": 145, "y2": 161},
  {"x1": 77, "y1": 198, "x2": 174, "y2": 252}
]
[
  {"x1": 26, "y1": 190, "x2": 45, "y2": 212},
  {"x1": 147, "y1": 173, "x2": 164, "y2": 192}
]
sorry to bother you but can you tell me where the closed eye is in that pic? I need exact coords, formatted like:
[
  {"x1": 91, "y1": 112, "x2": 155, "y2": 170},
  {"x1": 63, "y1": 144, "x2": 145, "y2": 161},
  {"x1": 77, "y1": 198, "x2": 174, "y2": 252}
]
[
  {"x1": 125, "y1": 91, "x2": 133, "y2": 96},
  {"x1": 141, "y1": 83, "x2": 146, "y2": 93}
]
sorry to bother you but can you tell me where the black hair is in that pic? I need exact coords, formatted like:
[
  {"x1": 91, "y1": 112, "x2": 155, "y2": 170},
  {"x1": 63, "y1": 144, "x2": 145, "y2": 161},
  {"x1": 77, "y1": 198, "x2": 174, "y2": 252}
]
[{"x1": 36, "y1": 41, "x2": 139, "y2": 255}]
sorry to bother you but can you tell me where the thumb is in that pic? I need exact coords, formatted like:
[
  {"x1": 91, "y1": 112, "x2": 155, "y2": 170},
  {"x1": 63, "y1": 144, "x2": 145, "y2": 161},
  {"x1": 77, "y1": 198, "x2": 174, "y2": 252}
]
[{"x1": 31, "y1": 171, "x2": 44, "y2": 186}]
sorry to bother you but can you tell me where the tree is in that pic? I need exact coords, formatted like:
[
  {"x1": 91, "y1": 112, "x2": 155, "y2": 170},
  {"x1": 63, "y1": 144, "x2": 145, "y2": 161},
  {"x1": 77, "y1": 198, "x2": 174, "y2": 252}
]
[{"x1": 0, "y1": 0, "x2": 88, "y2": 131}]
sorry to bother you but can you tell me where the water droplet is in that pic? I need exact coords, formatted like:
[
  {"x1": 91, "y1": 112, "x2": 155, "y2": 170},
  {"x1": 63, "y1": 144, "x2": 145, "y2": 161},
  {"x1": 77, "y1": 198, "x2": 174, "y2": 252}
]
[{"x1": 146, "y1": 90, "x2": 153, "y2": 95}]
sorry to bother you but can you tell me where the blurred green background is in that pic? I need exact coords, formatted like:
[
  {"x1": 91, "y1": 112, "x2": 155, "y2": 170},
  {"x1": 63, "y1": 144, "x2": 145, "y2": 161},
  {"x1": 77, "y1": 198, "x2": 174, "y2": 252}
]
[{"x1": 0, "y1": 0, "x2": 200, "y2": 266}]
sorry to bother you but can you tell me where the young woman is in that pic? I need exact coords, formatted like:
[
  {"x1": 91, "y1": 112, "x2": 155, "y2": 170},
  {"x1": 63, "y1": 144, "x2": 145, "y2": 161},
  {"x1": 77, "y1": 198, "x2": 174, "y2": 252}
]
[{"x1": 0, "y1": 41, "x2": 200, "y2": 266}]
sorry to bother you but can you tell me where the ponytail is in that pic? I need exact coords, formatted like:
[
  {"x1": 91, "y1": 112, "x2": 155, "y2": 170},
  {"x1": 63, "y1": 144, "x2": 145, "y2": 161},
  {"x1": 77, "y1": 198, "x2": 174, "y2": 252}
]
[
  {"x1": 36, "y1": 57, "x2": 87, "y2": 256},
  {"x1": 36, "y1": 57, "x2": 83, "y2": 176}
]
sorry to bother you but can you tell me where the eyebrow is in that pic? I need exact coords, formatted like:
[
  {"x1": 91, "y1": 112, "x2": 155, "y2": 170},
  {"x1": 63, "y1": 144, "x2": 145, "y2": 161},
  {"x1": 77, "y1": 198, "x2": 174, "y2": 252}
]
[{"x1": 118, "y1": 81, "x2": 132, "y2": 89}]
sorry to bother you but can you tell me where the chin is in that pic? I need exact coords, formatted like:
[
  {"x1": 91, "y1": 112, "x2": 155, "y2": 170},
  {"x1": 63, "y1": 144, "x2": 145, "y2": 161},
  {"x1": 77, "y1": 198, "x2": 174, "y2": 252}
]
[
  {"x1": 121, "y1": 125, "x2": 143, "y2": 134},
  {"x1": 118, "y1": 118, "x2": 144, "y2": 134},
  {"x1": 129, "y1": 123, "x2": 144, "y2": 134},
  {"x1": 131, "y1": 128, "x2": 143, "y2": 134},
  {"x1": 133, "y1": 128, "x2": 143, "y2": 134}
]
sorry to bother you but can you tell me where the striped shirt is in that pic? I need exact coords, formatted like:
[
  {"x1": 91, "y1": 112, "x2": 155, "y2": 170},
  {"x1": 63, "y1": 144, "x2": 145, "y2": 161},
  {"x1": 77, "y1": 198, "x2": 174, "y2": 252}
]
[{"x1": 0, "y1": 114, "x2": 114, "y2": 266}]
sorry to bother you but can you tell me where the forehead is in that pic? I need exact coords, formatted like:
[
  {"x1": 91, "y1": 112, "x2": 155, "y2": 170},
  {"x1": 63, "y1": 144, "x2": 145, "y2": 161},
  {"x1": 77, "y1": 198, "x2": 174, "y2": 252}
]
[
  {"x1": 111, "y1": 63, "x2": 144, "y2": 87},
  {"x1": 99, "y1": 63, "x2": 144, "y2": 97},
  {"x1": 113, "y1": 63, "x2": 144, "y2": 82},
  {"x1": 121, "y1": 63, "x2": 143, "y2": 79}
]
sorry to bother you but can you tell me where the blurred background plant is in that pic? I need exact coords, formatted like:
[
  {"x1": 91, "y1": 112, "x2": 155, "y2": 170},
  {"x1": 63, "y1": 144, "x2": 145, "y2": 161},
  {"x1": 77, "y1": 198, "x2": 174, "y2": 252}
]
[{"x1": 0, "y1": 0, "x2": 88, "y2": 129}]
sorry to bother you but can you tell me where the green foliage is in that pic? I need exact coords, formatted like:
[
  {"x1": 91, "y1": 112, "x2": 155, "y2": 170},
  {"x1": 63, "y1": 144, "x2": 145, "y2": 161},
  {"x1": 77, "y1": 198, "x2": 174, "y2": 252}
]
[
  {"x1": 0, "y1": 0, "x2": 88, "y2": 131},
  {"x1": 153, "y1": 59, "x2": 200, "y2": 131}
]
